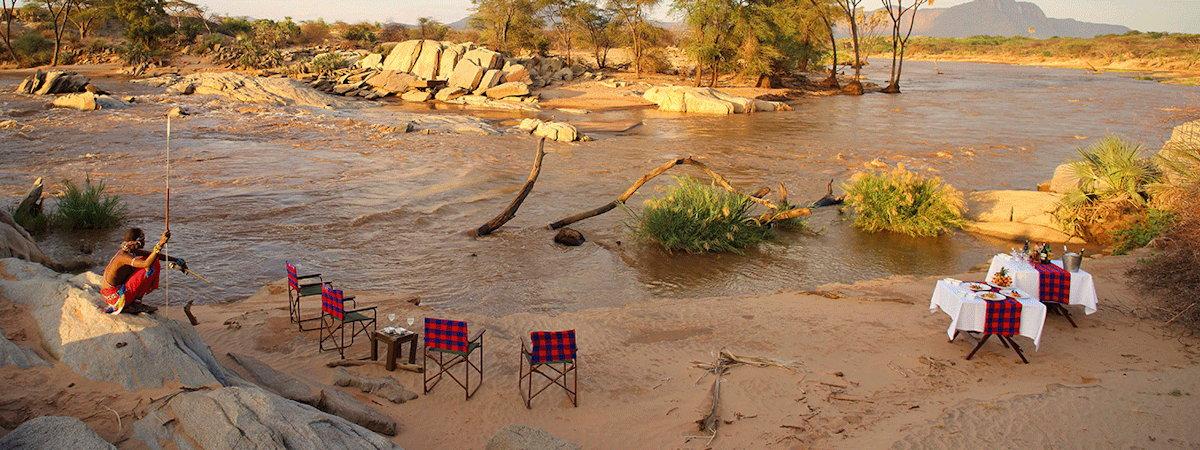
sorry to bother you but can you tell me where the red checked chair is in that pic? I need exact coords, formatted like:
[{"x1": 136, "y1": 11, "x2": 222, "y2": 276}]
[
  {"x1": 285, "y1": 261, "x2": 324, "y2": 331},
  {"x1": 318, "y1": 283, "x2": 377, "y2": 359},
  {"x1": 423, "y1": 318, "x2": 485, "y2": 400},
  {"x1": 520, "y1": 330, "x2": 578, "y2": 408}
]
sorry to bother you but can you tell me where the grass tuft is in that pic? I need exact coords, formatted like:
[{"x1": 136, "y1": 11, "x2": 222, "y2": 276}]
[
  {"x1": 55, "y1": 177, "x2": 126, "y2": 230},
  {"x1": 631, "y1": 176, "x2": 773, "y2": 254},
  {"x1": 842, "y1": 165, "x2": 965, "y2": 237}
]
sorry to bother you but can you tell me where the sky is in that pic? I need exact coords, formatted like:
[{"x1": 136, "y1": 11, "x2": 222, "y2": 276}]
[{"x1": 192, "y1": 0, "x2": 1200, "y2": 34}]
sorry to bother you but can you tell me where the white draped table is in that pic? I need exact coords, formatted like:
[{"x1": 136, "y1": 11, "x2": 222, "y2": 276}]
[
  {"x1": 929, "y1": 279, "x2": 1048, "y2": 349},
  {"x1": 985, "y1": 253, "x2": 1099, "y2": 315}
]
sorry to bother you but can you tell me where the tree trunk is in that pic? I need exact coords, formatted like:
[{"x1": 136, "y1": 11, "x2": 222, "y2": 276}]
[
  {"x1": 471, "y1": 138, "x2": 546, "y2": 237},
  {"x1": 709, "y1": 62, "x2": 718, "y2": 87},
  {"x1": 695, "y1": 64, "x2": 703, "y2": 86},
  {"x1": 2, "y1": 1, "x2": 17, "y2": 65}
]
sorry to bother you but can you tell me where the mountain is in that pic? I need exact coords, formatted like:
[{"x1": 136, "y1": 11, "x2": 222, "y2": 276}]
[
  {"x1": 448, "y1": 15, "x2": 472, "y2": 31},
  {"x1": 906, "y1": 0, "x2": 1130, "y2": 38}
]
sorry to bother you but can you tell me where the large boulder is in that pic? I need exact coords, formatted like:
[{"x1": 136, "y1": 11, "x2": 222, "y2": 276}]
[
  {"x1": 1047, "y1": 163, "x2": 1079, "y2": 193},
  {"x1": 51, "y1": 92, "x2": 128, "y2": 111},
  {"x1": 400, "y1": 90, "x2": 433, "y2": 102},
  {"x1": 448, "y1": 61, "x2": 485, "y2": 90},
  {"x1": 0, "y1": 416, "x2": 114, "y2": 450},
  {"x1": 1159, "y1": 119, "x2": 1200, "y2": 185},
  {"x1": 485, "y1": 424, "x2": 579, "y2": 450},
  {"x1": 476, "y1": 69, "x2": 504, "y2": 94},
  {"x1": 227, "y1": 352, "x2": 322, "y2": 406},
  {"x1": 435, "y1": 86, "x2": 467, "y2": 102},
  {"x1": 502, "y1": 64, "x2": 531, "y2": 84},
  {"x1": 683, "y1": 89, "x2": 735, "y2": 115},
  {"x1": 463, "y1": 48, "x2": 503, "y2": 70},
  {"x1": 358, "y1": 53, "x2": 383, "y2": 70},
  {"x1": 438, "y1": 45, "x2": 466, "y2": 81},
  {"x1": 16, "y1": 70, "x2": 90, "y2": 95},
  {"x1": 132, "y1": 386, "x2": 400, "y2": 449},
  {"x1": 411, "y1": 40, "x2": 443, "y2": 80},
  {"x1": 381, "y1": 39, "x2": 422, "y2": 73},
  {"x1": 517, "y1": 118, "x2": 579, "y2": 142},
  {"x1": 367, "y1": 71, "x2": 418, "y2": 95},
  {"x1": 643, "y1": 86, "x2": 788, "y2": 114},
  {"x1": 484, "y1": 81, "x2": 530, "y2": 99},
  {"x1": 156, "y1": 72, "x2": 348, "y2": 109},
  {"x1": 0, "y1": 258, "x2": 230, "y2": 390},
  {"x1": 0, "y1": 326, "x2": 47, "y2": 369},
  {"x1": 0, "y1": 210, "x2": 57, "y2": 268},
  {"x1": 963, "y1": 190, "x2": 1083, "y2": 243}
]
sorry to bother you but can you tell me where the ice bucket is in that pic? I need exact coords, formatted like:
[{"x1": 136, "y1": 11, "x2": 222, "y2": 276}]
[{"x1": 1062, "y1": 252, "x2": 1083, "y2": 272}]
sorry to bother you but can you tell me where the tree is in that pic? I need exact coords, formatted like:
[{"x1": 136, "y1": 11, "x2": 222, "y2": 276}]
[
  {"x1": 880, "y1": 0, "x2": 928, "y2": 93},
  {"x1": 415, "y1": 16, "x2": 448, "y2": 40},
  {"x1": 43, "y1": 0, "x2": 76, "y2": 65},
  {"x1": 673, "y1": 0, "x2": 736, "y2": 86},
  {"x1": 609, "y1": 0, "x2": 661, "y2": 78},
  {"x1": 540, "y1": 0, "x2": 579, "y2": 61},
  {"x1": 111, "y1": 0, "x2": 174, "y2": 64},
  {"x1": 806, "y1": 0, "x2": 838, "y2": 87},
  {"x1": 570, "y1": 1, "x2": 614, "y2": 68},
  {"x1": 1, "y1": 0, "x2": 19, "y2": 63},
  {"x1": 470, "y1": 0, "x2": 544, "y2": 52},
  {"x1": 832, "y1": 0, "x2": 863, "y2": 92},
  {"x1": 68, "y1": 0, "x2": 110, "y2": 40}
]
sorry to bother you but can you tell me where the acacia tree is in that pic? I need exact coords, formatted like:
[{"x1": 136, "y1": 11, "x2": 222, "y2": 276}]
[
  {"x1": 44, "y1": 0, "x2": 77, "y2": 65},
  {"x1": 416, "y1": 16, "x2": 449, "y2": 39},
  {"x1": 832, "y1": 0, "x2": 863, "y2": 92},
  {"x1": 470, "y1": 0, "x2": 544, "y2": 52},
  {"x1": 540, "y1": 0, "x2": 580, "y2": 61},
  {"x1": 571, "y1": 0, "x2": 614, "y2": 68},
  {"x1": 881, "y1": 0, "x2": 927, "y2": 93},
  {"x1": 68, "y1": 0, "x2": 109, "y2": 40},
  {"x1": 1, "y1": 0, "x2": 19, "y2": 63},
  {"x1": 674, "y1": 0, "x2": 735, "y2": 87},
  {"x1": 805, "y1": 0, "x2": 838, "y2": 86},
  {"x1": 609, "y1": 0, "x2": 660, "y2": 78}
]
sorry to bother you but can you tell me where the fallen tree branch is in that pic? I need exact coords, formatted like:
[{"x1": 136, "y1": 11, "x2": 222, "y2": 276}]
[
  {"x1": 183, "y1": 300, "x2": 199, "y2": 326},
  {"x1": 471, "y1": 137, "x2": 546, "y2": 237},
  {"x1": 694, "y1": 355, "x2": 727, "y2": 445},
  {"x1": 810, "y1": 179, "x2": 844, "y2": 208},
  {"x1": 550, "y1": 157, "x2": 809, "y2": 229}
]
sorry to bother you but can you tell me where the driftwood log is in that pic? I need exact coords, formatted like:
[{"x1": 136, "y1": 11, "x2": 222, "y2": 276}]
[
  {"x1": 549, "y1": 157, "x2": 810, "y2": 230},
  {"x1": 14, "y1": 177, "x2": 44, "y2": 220},
  {"x1": 810, "y1": 179, "x2": 844, "y2": 208},
  {"x1": 471, "y1": 138, "x2": 546, "y2": 237}
]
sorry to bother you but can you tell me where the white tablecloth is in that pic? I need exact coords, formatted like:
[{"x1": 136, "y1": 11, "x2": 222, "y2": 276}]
[
  {"x1": 985, "y1": 253, "x2": 1099, "y2": 315},
  {"x1": 929, "y1": 279, "x2": 1048, "y2": 349}
]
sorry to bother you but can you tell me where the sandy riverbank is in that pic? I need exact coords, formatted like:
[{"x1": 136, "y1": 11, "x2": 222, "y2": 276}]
[
  {"x1": 174, "y1": 251, "x2": 1198, "y2": 447},
  {"x1": 903, "y1": 53, "x2": 1200, "y2": 86}
]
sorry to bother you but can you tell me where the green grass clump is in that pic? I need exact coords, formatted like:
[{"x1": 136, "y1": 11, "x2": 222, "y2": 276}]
[
  {"x1": 55, "y1": 177, "x2": 126, "y2": 230},
  {"x1": 1113, "y1": 209, "x2": 1174, "y2": 255},
  {"x1": 631, "y1": 176, "x2": 773, "y2": 254},
  {"x1": 842, "y1": 165, "x2": 965, "y2": 237},
  {"x1": 310, "y1": 53, "x2": 350, "y2": 74},
  {"x1": 1053, "y1": 136, "x2": 1160, "y2": 240}
]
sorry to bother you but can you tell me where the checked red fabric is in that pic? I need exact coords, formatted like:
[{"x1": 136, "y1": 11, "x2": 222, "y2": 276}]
[
  {"x1": 425, "y1": 318, "x2": 469, "y2": 353},
  {"x1": 983, "y1": 295, "x2": 1023, "y2": 337},
  {"x1": 286, "y1": 262, "x2": 299, "y2": 292},
  {"x1": 1032, "y1": 262, "x2": 1071, "y2": 304},
  {"x1": 321, "y1": 284, "x2": 344, "y2": 320},
  {"x1": 529, "y1": 330, "x2": 577, "y2": 364}
]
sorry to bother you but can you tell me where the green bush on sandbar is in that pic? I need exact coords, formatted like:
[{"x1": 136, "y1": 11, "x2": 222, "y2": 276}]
[
  {"x1": 632, "y1": 176, "x2": 773, "y2": 254},
  {"x1": 843, "y1": 164, "x2": 965, "y2": 237},
  {"x1": 55, "y1": 177, "x2": 126, "y2": 230}
]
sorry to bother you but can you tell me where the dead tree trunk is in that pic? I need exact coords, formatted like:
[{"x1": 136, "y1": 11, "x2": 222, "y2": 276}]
[
  {"x1": 549, "y1": 157, "x2": 809, "y2": 230},
  {"x1": 471, "y1": 138, "x2": 546, "y2": 237}
]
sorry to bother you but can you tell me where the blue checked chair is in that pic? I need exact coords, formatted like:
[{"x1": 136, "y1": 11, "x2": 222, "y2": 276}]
[
  {"x1": 285, "y1": 261, "x2": 325, "y2": 331},
  {"x1": 519, "y1": 329, "x2": 578, "y2": 408},
  {"x1": 423, "y1": 318, "x2": 485, "y2": 400},
  {"x1": 318, "y1": 283, "x2": 377, "y2": 359}
]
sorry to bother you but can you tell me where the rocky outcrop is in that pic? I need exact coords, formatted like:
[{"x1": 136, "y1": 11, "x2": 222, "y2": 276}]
[
  {"x1": 0, "y1": 258, "x2": 230, "y2": 390},
  {"x1": 132, "y1": 386, "x2": 400, "y2": 449},
  {"x1": 962, "y1": 190, "x2": 1084, "y2": 243},
  {"x1": 15, "y1": 71, "x2": 91, "y2": 95},
  {"x1": 517, "y1": 118, "x2": 581, "y2": 142},
  {"x1": 1159, "y1": 119, "x2": 1199, "y2": 185},
  {"x1": 332, "y1": 368, "x2": 419, "y2": 404},
  {"x1": 642, "y1": 86, "x2": 792, "y2": 115},
  {"x1": 485, "y1": 425, "x2": 579, "y2": 450},
  {"x1": 485, "y1": 82, "x2": 530, "y2": 99},
  {"x1": 0, "y1": 325, "x2": 47, "y2": 369},
  {"x1": 150, "y1": 72, "x2": 348, "y2": 109},
  {"x1": 50, "y1": 92, "x2": 129, "y2": 111},
  {"x1": 0, "y1": 416, "x2": 114, "y2": 450},
  {"x1": 0, "y1": 211, "x2": 57, "y2": 269},
  {"x1": 228, "y1": 352, "x2": 323, "y2": 405}
]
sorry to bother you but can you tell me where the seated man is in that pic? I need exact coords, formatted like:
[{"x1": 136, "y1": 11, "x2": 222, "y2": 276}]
[{"x1": 101, "y1": 228, "x2": 186, "y2": 315}]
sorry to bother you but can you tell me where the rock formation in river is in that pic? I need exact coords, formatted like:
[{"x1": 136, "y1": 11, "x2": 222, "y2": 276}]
[
  {"x1": 148, "y1": 72, "x2": 350, "y2": 109},
  {"x1": 15, "y1": 71, "x2": 92, "y2": 95},
  {"x1": 642, "y1": 86, "x2": 792, "y2": 115}
]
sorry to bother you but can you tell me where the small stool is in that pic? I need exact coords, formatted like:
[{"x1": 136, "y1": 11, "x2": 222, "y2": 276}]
[{"x1": 372, "y1": 331, "x2": 418, "y2": 371}]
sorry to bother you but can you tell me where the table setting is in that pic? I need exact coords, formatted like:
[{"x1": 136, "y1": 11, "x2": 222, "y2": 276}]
[
  {"x1": 930, "y1": 278, "x2": 1048, "y2": 353},
  {"x1": 985, "y1": 245, "x2": 1098, "y2": 320}
]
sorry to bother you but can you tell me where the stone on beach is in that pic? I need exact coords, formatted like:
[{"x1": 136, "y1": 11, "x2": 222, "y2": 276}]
[
  {"x1": 0, "y1": 416, "x2": 114, "y2": 450},
  {"x1": 1047, "y1": 163, "x2": 1079, "y2": 193},
  {"x1": 438, "y1": 44, "x2": 466, "y2": 81},
  {"x1": 16, "y1": 70, "x2": 91, "y2": 95},
  {"x1": 382, "y1": 39, "x2": 422, "y2": 73},
  {"x1": 153, "y1": 72, "x2": 348, "y2": 109},
  {"x1": 435, "y1": 86, "x2": 468, "y2": 101},
  {"x1": 228, "y1": 352, "x2": 323, "y2": 406},
  {"x1": 485, "y1": 424, "x2": 580, "y2": 450},
  {"x1": 411, "y1": 40, "x2": 444, "y2": 80},
  {"x1": 366, "y1": 70, "x2": 418, "y2": 95},
  {"x1": 132, "y1": 386, "x2": 400, "y2": 449},
  {"x1": 358, "y1": 53, "x2": 383, "y2": 70},
  {"x1": 0, "y1": 325, "x2": 47, "y2": 369},
  {"x1": 963, "y1": 190, "x2": 1084, "y2": 243},
  {"x1": 0, "y1": 258, "x2": 230, "y2": 390},
  {"x1": 332, "y1": 368, "x2": 419, "y2": 404},
  {"x1": 554, "y1": 228, "x2": 586, "y2": 246},
  {"x1": 463, "y1": 47, "x2": 502, "y2": 70}
]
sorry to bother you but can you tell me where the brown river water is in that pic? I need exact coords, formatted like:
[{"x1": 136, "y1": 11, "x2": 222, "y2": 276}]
[{"x1": 2, "y1": 60, "x2": 1197, "y2": 314}]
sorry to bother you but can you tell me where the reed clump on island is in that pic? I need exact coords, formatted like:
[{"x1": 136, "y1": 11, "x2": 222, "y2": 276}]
[
  {"x1": 55, "y1": 177, "x2": 126, "y2": 230},
  {"x1": 631, "y1": 176, "x2": 776, "y2": 254},
  {"x1": 842, "y1": 165, "x2": 965, "y2": 237}
]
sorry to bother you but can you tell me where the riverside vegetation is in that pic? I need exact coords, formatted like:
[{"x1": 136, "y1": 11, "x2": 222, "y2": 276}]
[
  {"x1": 842, "y1": 165, "x2": 966, "y2": 237},
  {"x1": 13, "y1": 177, "x2": 125, "y2": 232}
]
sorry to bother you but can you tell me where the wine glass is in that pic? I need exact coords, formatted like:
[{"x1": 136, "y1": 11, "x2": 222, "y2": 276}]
[
  {"x1": 387, "y1": 313, "x2": 397, "y2": 333},
  {"x1": 407, "y1": 317, "x2": 416, "y2": 328}
]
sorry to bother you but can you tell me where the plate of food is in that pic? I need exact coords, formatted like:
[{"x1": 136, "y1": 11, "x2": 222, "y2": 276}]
[
  {"x1": 989, "y1": 268, "x2": 1013, "y2": 288},
  {"x1": 976, "y1": 291, "x2": 1006, "y2": 301},
  {"x1": 1000, "y1": 288, "x2": 1028, "y2": 299},
  {"x1": 963, "y1": 282, "x2": 992, "y2": 292}
]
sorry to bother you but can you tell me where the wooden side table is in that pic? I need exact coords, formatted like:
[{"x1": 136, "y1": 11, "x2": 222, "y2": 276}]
[{"x1": 372, "y1": 331, "x2": 418, "y2": 371}]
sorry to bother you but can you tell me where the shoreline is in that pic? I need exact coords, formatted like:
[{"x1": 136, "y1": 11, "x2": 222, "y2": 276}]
[{"x1": 902, "y1": 53, "x2": 1200, "y2": 85}]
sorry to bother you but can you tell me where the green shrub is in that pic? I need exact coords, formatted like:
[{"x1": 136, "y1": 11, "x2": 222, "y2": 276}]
[
  {"x1": 1113, "y1": 209, "x2": 1174, "y2": 254},
  {"x1": 55, "y1": 177, "x2": 125, "y2": 230},
  {"x1": 1053, "y1": 136, "x2": 1160, "y2": 239},
  {"x1": 13, "y1": 31, "x2": 53, "y2": 66},
  {"x1": 631, "y1": 176, "x2": 773, "y2": 254},
  {"x1": 310, "y1": 53, "x2": 350, "y2": 74},
  {"x1": 843, "y1": 165, "x2": 965, "y2": 237}
]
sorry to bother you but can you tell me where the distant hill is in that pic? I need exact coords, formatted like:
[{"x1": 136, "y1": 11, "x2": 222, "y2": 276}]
[
  {"x1": 905, "y1": 0, "x2": 1130, "y2": 38},
  {"x1": 448, "y1": 15, "x2": 472, "y2": 31}
]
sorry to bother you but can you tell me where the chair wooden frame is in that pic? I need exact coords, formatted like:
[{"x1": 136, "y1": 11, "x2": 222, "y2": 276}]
[
  {"x1": 519, "y1": 333, "x2": 579, "y2": 409},
  {"x1": 423, "y1": 319, "x2": 485, "y2": 400},
  {"x1": 286, "y1": 262, "x2": 324, "y2": 332},
  {"x1": 318, "y1": 285, "x2": 377, "y2": 359}
]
